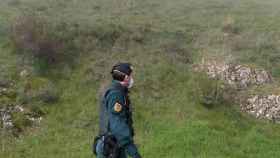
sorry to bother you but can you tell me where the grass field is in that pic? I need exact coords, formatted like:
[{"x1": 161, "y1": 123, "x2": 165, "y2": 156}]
[{"x1": 1, "y1": 0, "x2": 280, "y2": 158}]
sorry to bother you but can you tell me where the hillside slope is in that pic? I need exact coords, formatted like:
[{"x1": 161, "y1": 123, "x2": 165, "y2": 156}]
[{"x1": 1, "y1": 0, "x2": 280, "y2": 158}]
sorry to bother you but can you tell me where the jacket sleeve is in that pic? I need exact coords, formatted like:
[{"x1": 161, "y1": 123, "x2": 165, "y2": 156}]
[
  {"x1": 124, "y1": 143, "x2": 141, "y2": 158},
  {"x1": 107, "y1": 92, "x2": 140, "y2": 158}
]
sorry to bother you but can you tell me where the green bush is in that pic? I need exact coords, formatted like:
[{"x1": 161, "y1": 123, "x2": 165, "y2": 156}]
[
  {"x1": 11, "y1": 111, "x2": 32, "y2": 134},
  {"x1": 0, "y1": 96, "x2": 12, "y2": 107},
  {"x1": 10, "y1": 12, "x2": 79, "y2": 71},
  {"x1": 29, "y1": 104, "x2": 46, "y2": 118},
  {"x1": 9, "y1": 11, "x2": 152, "y2": 74},
  {"x1": 189, "y1": 72, "x2": 237, "y2": 107},
  {"x1": 222, "y1": 16, "x2": 240, "y2": 35},
  {"x1": 0, "y1": 118, "x2": 2, "y2": 129},
  {"x1": 229, "y1": 32, "x2": 280, "y2": 78},
  {"x1": 88, "y1": 23, "x2": 151, "y2": 51},
  {"x1": 17, "y1": 77, "x2": 59, "y2": 104},
  {"x1": 162, "y1": 41, "x2": 193, "y2": 64},
  {"x1": 36, "y1": 81, "x2": 59, "y2": 103},
  {"x1": 0, "y1": 23, "x2": 8, "y2": 40},
  {"x1": 91, "y1": 23, "x2": 123, "y2": 48},
  {"x1": 0, "y1": 67, "x2": 11, "y2": 87}
]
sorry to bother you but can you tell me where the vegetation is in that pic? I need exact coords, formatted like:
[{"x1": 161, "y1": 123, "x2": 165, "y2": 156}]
[{"x1": 1, "y1": 0, "x2": 280, "y2": 158}]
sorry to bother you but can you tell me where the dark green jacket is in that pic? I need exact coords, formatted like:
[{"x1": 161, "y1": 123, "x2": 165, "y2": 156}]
[{"x1": 99, "y1": 80, "x2": 140, "y2": 157}]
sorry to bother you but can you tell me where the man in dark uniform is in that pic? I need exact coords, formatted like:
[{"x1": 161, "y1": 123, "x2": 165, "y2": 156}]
[{"x1": 96, "y1": 63, "x2": 142, "y2": 158}]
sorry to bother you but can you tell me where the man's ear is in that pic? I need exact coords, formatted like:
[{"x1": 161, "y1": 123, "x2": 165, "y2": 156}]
[{"x1": 124, "y1": 75, "x2": 130, "y2": 81}]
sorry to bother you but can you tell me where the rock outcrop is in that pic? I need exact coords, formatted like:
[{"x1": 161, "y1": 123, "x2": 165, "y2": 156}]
[
  {"x1": 1, "y1": 82, "x2": 42, "y2": 133},
  {"x1": 0, "y1": 104, "x2": 42, "y2": 131},
  {"x1": 196, "y1": 60, "x2": 272, "y2": 89},
  {"x1": 241, "y1": 95, "x2": 280, "y2": 123},
  {"x1": 195, "y1": 59, "x2": 280, "y2": 123},
  {"x1": 1, "y1": 105, "x2": 24, "y2": 129}
]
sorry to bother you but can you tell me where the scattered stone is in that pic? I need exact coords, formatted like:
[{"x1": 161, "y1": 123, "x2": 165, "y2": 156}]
[
  {"x1": 0, "y1": 104, "x2": 42, "y2": 131},
  {"x1": 0, "y1": 109, "x2": 13, "y2": 129},
  {"x1": 14, "y1": 105, "x2": 24, "y2": 112},
  {"x1": 27, "y1": 116, "x2": 42, "y2": 125},
  {"x1": 196, "y1": 60, "x2": 272, "y2": 89},
  {"x1": 194, "y1": 58, "x2": 280, "y2": 123},
  {"x1": 241, "y1": 95, "x2": 280, "y2": 123}
]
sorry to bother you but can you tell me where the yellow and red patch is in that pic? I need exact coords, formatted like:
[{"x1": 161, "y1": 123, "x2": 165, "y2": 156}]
[{"x1": 114, "y1": 102, "x2": 122, "y2": 112}]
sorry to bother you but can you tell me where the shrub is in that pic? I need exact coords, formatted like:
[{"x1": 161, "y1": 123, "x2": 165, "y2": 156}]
[
  {"x1": 0, "y1": 96, "x2": 12, "y2": 107},
  {"x1": 162, "y1": 41, "x2": 193, "y2": 64},
  {"x1": 10, "y1": 12, "x2": 79, "y2": 71},
  {"x1": 91, "y1": 23, "x2": 123, "y2": 48},
  {"x1": 28, "y1": 104, "x2": 46, "y2": 118},
  {"x1": 17, "y1": 77, "x2": 59, "y2": 104},
  {"x1": 0, "y1": 77, "x2": 10, "y2": 88},
  {"x1": 190, "y1": 72, "x2": 237, "y2": 108},
  {"x1": 90, "y1": 23, "x2": 150, "y2": 51},
  {"x1": 0, "y1": 118, "x2": 2, "y2": 129},
  {"x1": 222, "y1": 15, "x2": 240, "y2": 35},
  {"x1": 0, "y1": 67, "x2": 12, "y2": 88},
  {"x1": 11, "y1": 111, "x2": 32, "y2": 134},
  {"x1": 0, "y1": 22, "x2": 8, "y2": 39},
  {"x1": 231, "y1": 32, "x2": 280, "y2": 78},
  {"x1": 36, "y1": 81, "x2": 59, "y2": 103}
]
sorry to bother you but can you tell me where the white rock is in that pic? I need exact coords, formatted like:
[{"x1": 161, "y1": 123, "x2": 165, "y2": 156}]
[
  {"x1": 242, "y1": 95, "x2": 280, "y2": 122},
  {"x1": 14, "y1": 105, "x2": 25, "y2": 112},
  {"x1": 20, "y1": 70, "x2": 29, "y2": 78},
  {"x1": 198, "y1": 61, "x2": 272, "y2": 89}
]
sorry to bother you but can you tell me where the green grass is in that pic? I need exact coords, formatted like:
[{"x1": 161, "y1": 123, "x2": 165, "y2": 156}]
[
  {"x1": 1, "y1": 0, "x2": 280, "y2": 158},
  {"x1": 2, "y1": 65, "x2": 280, "y2": 158}
]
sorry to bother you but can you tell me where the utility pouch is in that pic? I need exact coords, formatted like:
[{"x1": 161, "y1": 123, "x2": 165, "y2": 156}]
[
  {"x1": 93, "y1": 134, "x2": 120, "y2": 158},
  {"x1": 93, "y1": 135, "x2": 102, "y2": 155},
  {"x1": 103, "y1": 134, "x2": 120, "y2": 158}
]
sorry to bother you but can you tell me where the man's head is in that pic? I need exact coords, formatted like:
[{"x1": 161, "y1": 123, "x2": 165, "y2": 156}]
[{"x1": 111, "y1": 63, "x2": 134, "y2": 88}]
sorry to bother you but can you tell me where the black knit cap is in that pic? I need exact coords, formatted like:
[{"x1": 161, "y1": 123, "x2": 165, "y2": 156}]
[{"x1": 111, "y1": 63, "x2": 133, "y2": 76}]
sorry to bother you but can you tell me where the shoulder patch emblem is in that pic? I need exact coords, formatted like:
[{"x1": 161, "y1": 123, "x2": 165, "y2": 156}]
[{"x1": 114, "y1": 102, "x2": 122, "y2": 112}]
